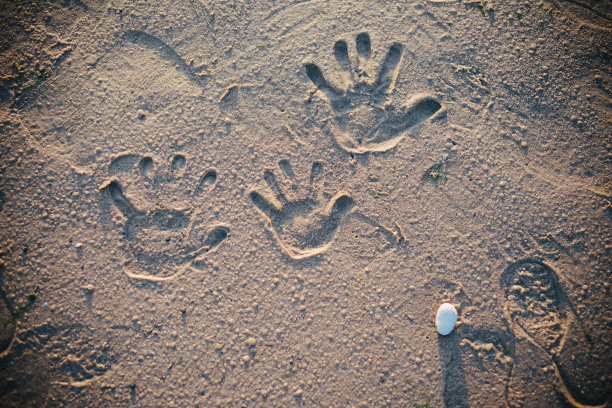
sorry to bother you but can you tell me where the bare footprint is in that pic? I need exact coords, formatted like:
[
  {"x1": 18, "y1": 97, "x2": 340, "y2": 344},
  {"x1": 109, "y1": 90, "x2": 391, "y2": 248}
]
[
  {"x1": 249, "y1": 160, "x2": 354, "y2": 260},
  {"x1": 5, "y1": 323, "x2": 115, "y2": 392},
  {"x1": 459, "y1": 328, "x2": 515, "y2": 408},
  {"x1": 122, "y1": 30, "x2": 208, "y2": 86},
  {"x1": 433, "y1": 279, "x2": 515, "y2": 408},
  {"x1": 0, "y1": 256, "x2": 16, "y2": 358},
  {"x1": 440, "y1": 326, "x2": 515, "y2": 408},
  {"x1": 102, "y1": 154, "x2": 229, "y2": 282},
  {"x1": 501, "y1": 259, "x2": 611, "y2": 407},
  {"x1": 547, "y1": 0, "x2": 611, "y2": 32},
  {"x1": 305, "y1": 32, "x2": 441, "y2": 153}
]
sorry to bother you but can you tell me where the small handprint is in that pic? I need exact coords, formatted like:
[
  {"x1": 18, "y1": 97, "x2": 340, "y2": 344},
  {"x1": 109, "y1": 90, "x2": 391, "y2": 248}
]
[
  {"x1": 249, "y1": 160, "x2": 355, "y2": 260},
  {"x1": 102, "y1": 154, "x2": 229, "y2": 282},
  {"x1": 305, "y1": 32, "x2": 442, "y2": 153}
]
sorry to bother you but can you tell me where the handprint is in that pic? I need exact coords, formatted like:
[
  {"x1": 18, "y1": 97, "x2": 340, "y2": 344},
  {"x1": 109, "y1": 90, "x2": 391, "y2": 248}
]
[
  {"x1": 305, "y1": 32, "x2": 442, "y2": 153},
  {"x1": 249, "y1": 160, "x2": 355, "y2": 260},
  {"x1": 102, "y1": 154, "x2": 229, "y2": 282}
]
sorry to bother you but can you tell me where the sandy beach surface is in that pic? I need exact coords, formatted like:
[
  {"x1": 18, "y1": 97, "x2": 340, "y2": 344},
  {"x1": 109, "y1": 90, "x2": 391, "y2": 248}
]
[{"x1": 0, "y1": 0, "x2": 610, "y2": 406}]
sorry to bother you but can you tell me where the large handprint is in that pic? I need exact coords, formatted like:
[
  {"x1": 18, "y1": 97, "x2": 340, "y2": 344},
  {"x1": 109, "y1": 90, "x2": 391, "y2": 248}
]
[
  {"x1": 249, "y1": 160, "x2": 355, "y2": 260},
  {"x1": 305, "y1": 32, "x2": 442, "y2": 153},
  {"x1": 102, "y1": 153, "x2": 229, "y2": 282}
]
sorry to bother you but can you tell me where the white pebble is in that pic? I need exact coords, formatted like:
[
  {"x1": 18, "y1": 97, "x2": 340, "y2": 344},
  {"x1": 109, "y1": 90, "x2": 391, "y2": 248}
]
[
  {"x1": 436, "y1": 303, "x2": 458, "y2": 335},
  {"x1": 85, "y1": 55, "x2": 97, "y2": 65}
]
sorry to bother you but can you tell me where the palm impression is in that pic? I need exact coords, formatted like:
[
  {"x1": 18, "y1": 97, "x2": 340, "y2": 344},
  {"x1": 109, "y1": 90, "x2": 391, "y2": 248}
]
[
  {"x1": 305, "y1": 32, "x2": 442, "y2": 153},
  {"x1": 102, "y1": 153, "x2": 229, "y2": 282},
  {"x1": 249, "y1": 160, "x2": 355, "y2": 260}
]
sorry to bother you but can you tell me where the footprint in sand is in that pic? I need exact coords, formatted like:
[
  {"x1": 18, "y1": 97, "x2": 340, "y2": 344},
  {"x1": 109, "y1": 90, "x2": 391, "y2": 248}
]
[
  {"x1": 4, "y1": 323, "x2": 115, "y2": 394},
  {"x1": 102, "y1": 153, "x2": 229, "y2": 282},
  {"x1": 304, "y1": 32, "x2": 442, "y2": 153},
  {"x1": 19, "y1": 29, "x2": 211, "y2": 170},
  {"x1": 249, "y1": 160, "x2": 355, "y2": 260},
  {"x1": 546, "y1": 0, "x2": 612, "y2": 32},
  {"x1": 441, "y1": 326, "x2": 515, "y2": 408},
  {"x1": 501, "y1": 259, "x2": 611, "y2": 407},
  {"x1": 0, "y1": 256, "x2": 16, "y2": 358}
]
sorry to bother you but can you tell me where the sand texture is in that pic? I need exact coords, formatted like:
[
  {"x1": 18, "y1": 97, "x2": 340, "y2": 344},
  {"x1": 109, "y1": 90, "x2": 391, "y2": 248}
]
[{"x1": 0, "y1": 0, "x2": 611, "y2": 406}]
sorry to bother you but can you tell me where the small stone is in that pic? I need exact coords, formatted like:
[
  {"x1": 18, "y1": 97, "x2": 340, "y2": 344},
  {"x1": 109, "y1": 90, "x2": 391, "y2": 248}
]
[
  {"x1": 245, "y1": 337, "x2": 257, "y2": 347},
  {"x1": 242, "y1": 355, "x2": 250, "y2": 364},
  {"x1": 294, "y1": 389, "x2": 303, "y2": 397},
  {"x1": 82, "y1": 284, "x2": 95, "y2": 292},
  {"x1": 85, "y1": 55, "x2": 97, "y2": 65},
  {"x1": 436, "y1": 303, "x2": 458, "y2": 335},
  {"x1": 75, "y1": 242, "x2": 83, "y2": 248}
]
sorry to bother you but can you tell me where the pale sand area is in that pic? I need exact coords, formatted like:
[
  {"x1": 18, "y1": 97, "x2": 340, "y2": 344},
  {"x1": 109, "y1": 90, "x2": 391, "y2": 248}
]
[{"x1": 0, "y1": 0, "x2": 610, "y2": 406}]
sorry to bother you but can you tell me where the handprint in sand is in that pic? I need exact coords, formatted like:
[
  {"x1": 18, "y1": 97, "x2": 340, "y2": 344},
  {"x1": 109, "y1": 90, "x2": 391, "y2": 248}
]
[
  {"x1": 305, "y1": 32, "x2": 442, "y2": 153},
  {"x1": 249, "y1": 160, "x2": 354, "y2": 260},
  {"x1": 102, "y1": 153, "x2": 229, "y2": 282}
]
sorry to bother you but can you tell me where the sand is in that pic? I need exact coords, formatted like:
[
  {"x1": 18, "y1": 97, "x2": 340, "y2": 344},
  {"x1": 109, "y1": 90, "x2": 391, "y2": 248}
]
[{"x1": 0, "y1": 0, "x2": 610, "y2": 406}]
